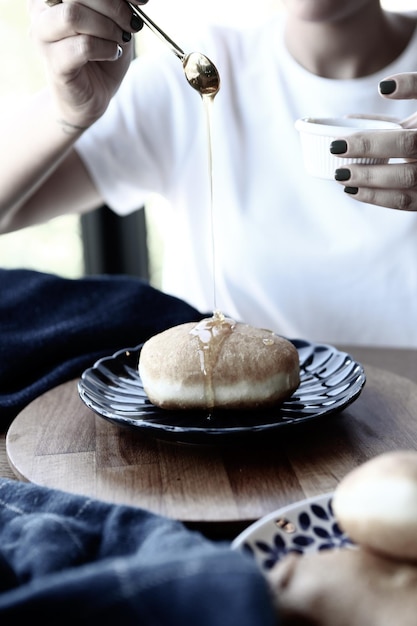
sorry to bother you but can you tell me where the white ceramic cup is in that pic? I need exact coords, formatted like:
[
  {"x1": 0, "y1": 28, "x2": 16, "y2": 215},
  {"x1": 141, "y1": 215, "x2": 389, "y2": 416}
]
[{"x1": 295, "y1": 117, "x2": 401, "y2": 180}]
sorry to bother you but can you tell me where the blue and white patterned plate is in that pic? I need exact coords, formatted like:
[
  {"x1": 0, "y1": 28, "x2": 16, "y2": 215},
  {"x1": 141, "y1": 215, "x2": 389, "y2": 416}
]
[{"x1": 231, "y1": 493, "x2": 355, "y2": 572}]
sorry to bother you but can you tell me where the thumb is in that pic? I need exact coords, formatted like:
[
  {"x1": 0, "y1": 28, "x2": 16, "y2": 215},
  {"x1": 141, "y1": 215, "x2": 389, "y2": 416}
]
[{"x1": 379, "y1": 71, "x2": 417, "y2": 100}]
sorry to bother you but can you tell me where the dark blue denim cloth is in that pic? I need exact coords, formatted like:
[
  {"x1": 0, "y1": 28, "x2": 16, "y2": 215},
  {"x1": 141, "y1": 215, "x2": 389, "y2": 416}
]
[
  {"x1": 0, "y1": 268, "x2": 207, "y2": 421},
  {"x1": 0, "y1": 479, "x2": 277, "y2": 625}
]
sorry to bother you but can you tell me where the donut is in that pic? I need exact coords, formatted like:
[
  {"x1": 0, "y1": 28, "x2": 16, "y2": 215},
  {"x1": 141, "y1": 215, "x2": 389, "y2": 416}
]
[
  {"x1": 138, "y1": 313, "x2": 300, "y2": 410},
  {"x1": 332, "y1": 450, "x2": 417, "y2": 561}
]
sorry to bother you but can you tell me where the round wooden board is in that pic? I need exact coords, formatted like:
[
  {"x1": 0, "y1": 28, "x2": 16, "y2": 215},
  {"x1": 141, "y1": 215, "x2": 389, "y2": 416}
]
[{"x1": 6, "y1": 365, "x2": 417, "y2": 525}]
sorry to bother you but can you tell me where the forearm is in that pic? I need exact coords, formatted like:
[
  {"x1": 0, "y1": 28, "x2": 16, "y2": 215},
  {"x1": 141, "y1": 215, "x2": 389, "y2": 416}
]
[
  {"x1": 0, "y1": 89, "x2": 87, "y2": 230},
  {"x1": 0, "y1": 0, "x2": 145, "y2": 232}
]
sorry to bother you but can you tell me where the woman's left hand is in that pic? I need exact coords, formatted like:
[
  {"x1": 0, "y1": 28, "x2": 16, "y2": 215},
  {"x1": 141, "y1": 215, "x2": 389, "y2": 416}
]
[{"x1": 331, "y1": 72, "x2": 417, "y2": 211}]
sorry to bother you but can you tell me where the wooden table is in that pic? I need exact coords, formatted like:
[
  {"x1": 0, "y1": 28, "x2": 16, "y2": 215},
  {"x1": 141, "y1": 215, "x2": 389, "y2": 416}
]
[{"x1": 3, "y1": 345, "x2": 417, "y2": 537}]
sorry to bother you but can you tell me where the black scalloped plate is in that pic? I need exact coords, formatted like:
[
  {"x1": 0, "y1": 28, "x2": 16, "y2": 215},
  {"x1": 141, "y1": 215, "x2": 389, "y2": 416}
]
[{"x1": 77, "y1": 339, "x2": 366, "y2": 444}]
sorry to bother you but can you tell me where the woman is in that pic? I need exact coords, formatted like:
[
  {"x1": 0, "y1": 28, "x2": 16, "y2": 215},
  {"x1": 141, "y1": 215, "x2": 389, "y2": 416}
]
[{"x1": 1, "y1": 0, "x2": 417, "y2": 347}]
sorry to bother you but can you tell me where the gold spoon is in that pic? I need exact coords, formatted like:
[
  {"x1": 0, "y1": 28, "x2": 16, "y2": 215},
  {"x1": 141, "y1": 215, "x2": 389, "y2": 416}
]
[
  {"x1": 45, "y1": 0, "x2": 220, "y2": 97},
  {"x1": 127, "y1": 3, "x2": 220, "y2": 97}
]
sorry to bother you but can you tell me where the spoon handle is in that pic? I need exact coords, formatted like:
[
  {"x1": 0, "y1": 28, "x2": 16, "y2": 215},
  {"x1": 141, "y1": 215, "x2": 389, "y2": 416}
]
[{"x1": 128, "y1": 3, "x2": 185, "y2": 61}]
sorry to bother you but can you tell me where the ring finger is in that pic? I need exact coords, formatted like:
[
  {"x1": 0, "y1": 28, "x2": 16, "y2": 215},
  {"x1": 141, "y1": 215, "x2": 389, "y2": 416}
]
[{"x1": 340, "y1": 185, "x2": 417, "y2": 211}]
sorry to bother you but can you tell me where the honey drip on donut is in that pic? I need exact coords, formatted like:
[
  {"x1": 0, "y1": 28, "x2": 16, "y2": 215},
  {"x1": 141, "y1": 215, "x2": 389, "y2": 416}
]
[
  {"x1": 190, "y1": 311, "x2": 236, "y2": 407},
  {"x1": 197, "y1": 76, "x2": 236, "y2": 406},
  {"x1": 202, "y1": 93, "x2": 217, "y2": 312}
]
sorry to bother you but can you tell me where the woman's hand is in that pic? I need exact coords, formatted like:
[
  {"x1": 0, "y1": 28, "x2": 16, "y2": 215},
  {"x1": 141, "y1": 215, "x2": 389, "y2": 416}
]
[
  {"x1": 330, "y1": 72, "x2": 417, "y2": 211},
  {"x1": 28, "y1": 0, "x2": 148, "y2": 131}
]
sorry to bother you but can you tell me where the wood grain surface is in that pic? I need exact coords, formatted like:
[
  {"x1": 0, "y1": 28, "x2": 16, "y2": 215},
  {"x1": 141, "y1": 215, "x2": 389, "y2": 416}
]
[{"x1": 6, "y1": 362, "x2": 417, "y2": 528}]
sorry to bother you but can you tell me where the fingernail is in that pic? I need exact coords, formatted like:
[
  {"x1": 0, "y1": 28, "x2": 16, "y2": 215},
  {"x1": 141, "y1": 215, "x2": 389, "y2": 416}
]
[
  {"x1": 379, "y1": 79, "x2": 397, "y2": 95},
  {"x1": 330, "y1": 140, "x2": 348, "y2": 155},
  {"x1": 116, "y1": 44, "x2": 123, "y2": 60},
  {"x1": 335, "y1": 168, "x2": 351, "y2": 182},
  {"x1": 122, "y1": 31, "x2": 132, "y2": 42},
  {"x1": 344, "y1": 186, "x2": 358, "y2": 195},
  {"x1": 131, "y1": 15, "x2": 143, "y2": 31}
]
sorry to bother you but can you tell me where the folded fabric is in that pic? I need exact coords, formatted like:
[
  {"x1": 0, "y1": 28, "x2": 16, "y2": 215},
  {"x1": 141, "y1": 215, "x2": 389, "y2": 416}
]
[
  {"x1": 0, "y1": 268, "x2": 207, "y2": 422},
  {"x1": 0, "y1": 478, "x2": 277, "y2": 624}
]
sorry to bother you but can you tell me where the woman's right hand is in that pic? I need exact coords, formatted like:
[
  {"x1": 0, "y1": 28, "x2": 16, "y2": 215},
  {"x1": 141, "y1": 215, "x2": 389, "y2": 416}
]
[{"x1": 28, "y1": 0, "x2": 149, "y2": 131}]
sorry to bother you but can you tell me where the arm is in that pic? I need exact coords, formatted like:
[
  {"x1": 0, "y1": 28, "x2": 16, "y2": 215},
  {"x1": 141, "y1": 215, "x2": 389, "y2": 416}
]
[
  {"x1": 331, "y1": 71, "x2": 417, "y2": 211},
  {"x1": 0, "y1": 0, "x2": 148, "y2": 233},
  {"x1": 0, "y1": 89, "x2": 101, "y2": 232}
]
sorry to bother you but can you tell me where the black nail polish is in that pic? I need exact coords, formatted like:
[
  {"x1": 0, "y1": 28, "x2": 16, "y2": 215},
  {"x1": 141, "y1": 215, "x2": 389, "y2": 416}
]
[
  {"x1": 122, "y1": 31, "x2": 132, "y2": 42},
  {"x1": 379, "y1": 80, "x2": 397, "y2": 95},
  {"x1": 330, "y1": 140, "x2": 348, "y2": 155},
  {"x1": 335, "y1": 168, "x2": 351, "y2": 182},
  {"x1": 344, "y1": 186, "x2": 359, "y2": 195},
  {"x1": 131, "y1": 15, "x2": 143, "y2": 31}
]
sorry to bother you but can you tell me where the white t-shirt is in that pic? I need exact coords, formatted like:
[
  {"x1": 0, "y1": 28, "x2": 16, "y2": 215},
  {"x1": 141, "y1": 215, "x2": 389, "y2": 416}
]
[{"x1": 76, "y1": 14, "x2": 417, "y2": 347}]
